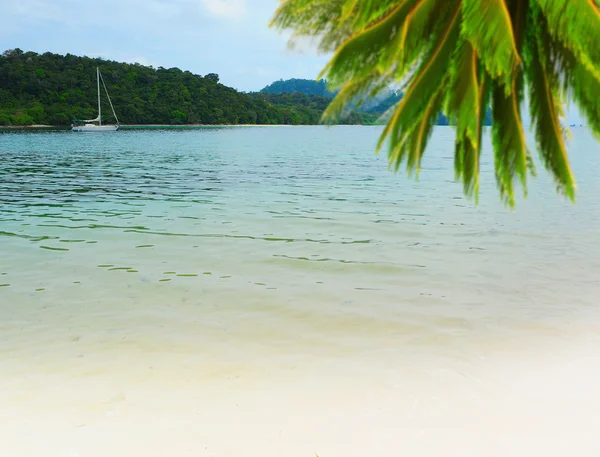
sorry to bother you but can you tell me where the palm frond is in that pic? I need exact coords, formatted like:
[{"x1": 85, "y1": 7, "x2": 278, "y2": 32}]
[
  {"x1": 446, "y1": 39, "x2": 480, "y2": 147},
  {"x1": 492, "y1": 78, "x2": 528, "y2": 207},
  {"x1": 270, "y1": 0, "x2": 600, "y2": 205},
  {"x1": 570, "y1": 63, "x2": 600, "y2": 138},
  {"x1": 537, "y1": 0, "x2": 600, "y2": 79},
  {"x1": 377, "y1": 3, "x2": 461, "y2": 159},
  {"x1": 342, "y1": 0, "x2": 402, "y2": 28},
  {"x1": 528, "y1": 6, "x2": 600, "y2": 139},
  {"x1": 394, "y1": 0, "x2": 460, "y2": 80},
  {"x1": 525, "y1": 7, "x2": 576, "y2": 199},
  {"x1": 319, "y1": 0, "x2": 422, "y2": 84},
  {"x1": 405, "y1": 82, "x2": 447, "y2": 173},
  {"x1": 339, "y1": 0, "x2": 359, "y2": 22},
  {"x1": 271, "y1": 0, "x2": 348, "y2": 52},
  {"x1": 321, "y1": 75, "x2": 381, "y2": 122},
  {"x1": 446, "y1": 39, "x2": 482, "y2": 198},
  {"x1": 476, "y1": 70, "x2": 492, "y2": 161},
  {"x1": 461, "y1": 0, "x2": 522, "y2": 91}
]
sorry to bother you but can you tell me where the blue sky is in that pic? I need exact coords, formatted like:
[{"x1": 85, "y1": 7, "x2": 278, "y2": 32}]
[
  {"x1": 0, "y1": 0, "x2": 587, "y2": 123},
  {"x1": 1, "y1": 0, "x2": 329, "y2": 92}
]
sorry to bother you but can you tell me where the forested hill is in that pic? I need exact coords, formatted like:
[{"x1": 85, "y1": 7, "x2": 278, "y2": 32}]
[
  {"x1": 263, "y1": 78, "x2": 451, "y2": 124},
  {"x1": 260, "y1": 78, "x2": 398, "y2": 113},
  {"x1": 261, "y1": 78, "x2": 493, "y2": 125},
  {"x1": 0, "y1": 49, "x2": 377, "y2": 126},
  {"x1": 261, "y1": 78, "x2": 335, "y2": 98}
]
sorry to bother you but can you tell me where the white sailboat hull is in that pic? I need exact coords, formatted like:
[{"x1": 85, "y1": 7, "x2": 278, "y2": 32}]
[{"x1": 72, "y1": 124, "x2": 119, "y2": 132}]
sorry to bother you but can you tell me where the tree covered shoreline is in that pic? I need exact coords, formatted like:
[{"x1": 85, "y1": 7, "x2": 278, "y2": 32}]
[{"x1": 0, "y1": 49, "x2": 387, "y2": 127}]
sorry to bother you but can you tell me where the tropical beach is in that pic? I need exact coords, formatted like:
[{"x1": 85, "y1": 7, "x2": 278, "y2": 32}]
[
  {"x1": 2, "y1": 126, "x2": 600, "y2": 456},
  {"x1": 2, "y1": 0, "x2": 600, "y2": 456}
]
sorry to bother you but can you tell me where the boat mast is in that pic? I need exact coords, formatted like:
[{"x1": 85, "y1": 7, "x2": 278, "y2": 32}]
[
  {"x1": 97, "y1": 67, "x2": 102, "y2": 126},
  {"x1": 99, "y1": 70, "x2": 120, "y2": 125}
]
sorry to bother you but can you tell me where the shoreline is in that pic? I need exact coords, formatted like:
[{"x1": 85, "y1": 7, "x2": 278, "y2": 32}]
[{"x1": 0, "y1": 123, "x2": 381, "y2": 129}]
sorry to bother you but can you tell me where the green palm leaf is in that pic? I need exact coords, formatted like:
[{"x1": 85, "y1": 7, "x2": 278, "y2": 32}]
[
  {"x1": 461, "y1": 0, "x2": 522, "y2": 91},
  {"x1": 320, "y1": 0, "x2": 421, "y2": 84},
  {"x1": 322, "y1": 75, "x2": 381, "y2": 122},
  {"x1": 407, "y1": 84, "x2": 447, "y2": 173},
  {"x1": 570, "y1": 63, "x2": 600, "y2": 138},
  {"x1": 447, "y1": 39, "x2": 480, "y2": 148},
  {"x1": 525, "y1": 6, "x2": 576, "y2": 199},
  {"x1": 272, "y1": 0, "x2": 600, "y2": 206},
  {"x1": 537, "y1": 0, "x2": 600, "y2": 79},
  {"x1": 447, "y1": 39, "x2": 482, "y2": 198},
  {"x1": 492, "y1": 78, "x2": 528, "y2": 207},
  {"x1": 342, "y1": 0, "x2": 402, "y2": 28},
  {"x1": 395, "y1": 0, "x2": 460, "y2": 79},
  {"x1": 378, "y1": 4, "x2": 461, "y2": 162}
]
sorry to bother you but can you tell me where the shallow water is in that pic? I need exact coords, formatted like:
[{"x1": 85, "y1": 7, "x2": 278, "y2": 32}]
[{"x1": 1, "y1": 126, "x2": 600, "y2": 457}]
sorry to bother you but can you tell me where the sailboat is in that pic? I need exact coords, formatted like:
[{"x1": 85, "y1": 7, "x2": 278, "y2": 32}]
[{"x1": 72, "y1": 67, "x2": 120, "y2": 132}]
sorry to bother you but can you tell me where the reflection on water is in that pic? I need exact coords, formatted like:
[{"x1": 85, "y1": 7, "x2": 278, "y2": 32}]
[{"x1": 1, "y1": 126, "x2": 600, "y2": 457}]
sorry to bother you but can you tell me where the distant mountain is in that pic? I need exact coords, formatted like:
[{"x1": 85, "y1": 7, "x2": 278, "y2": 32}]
[
  {"x1": 261, "y1": 78, "x2": 335, "y2": 98},
  {"x1": 260, "y1": 78, "x2": 393, "y2": 113},
  {"x1": 260, "y1": 78, "x2": 441, "y2": 122},
  {"x1": 260, "y1": 78, "x2": 492, "y2": 126},
  {"x1": 260, "y1": 79, "x2": 439, "y2": 123}
]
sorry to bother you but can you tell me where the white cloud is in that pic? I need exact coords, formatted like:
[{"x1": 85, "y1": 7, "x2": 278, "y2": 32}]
[{"x1": 199, "y1": 0, "x2": 246, "y2": 20}]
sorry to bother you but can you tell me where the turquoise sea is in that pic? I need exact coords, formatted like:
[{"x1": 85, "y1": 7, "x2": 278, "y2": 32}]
[{"x1": 1, "y1": 126, "x2": 600, "y2": 457}]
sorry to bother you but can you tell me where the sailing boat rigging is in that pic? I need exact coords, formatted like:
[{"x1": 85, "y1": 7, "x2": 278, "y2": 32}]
[{"x1": 72, "y1": 67, "x2": 120, "y2": 132}]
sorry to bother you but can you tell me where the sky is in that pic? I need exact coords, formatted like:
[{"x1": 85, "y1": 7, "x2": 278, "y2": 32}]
[
  {"x1": 0, "y1": 0, "x2": 587, "y2": 124},
  {"x1": 0, "y1": 0, "x2": 329, "y2": 92}
]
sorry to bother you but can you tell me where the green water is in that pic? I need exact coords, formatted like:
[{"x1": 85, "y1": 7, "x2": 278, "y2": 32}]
[
  {"x1": 2, "y1": 126, "x2": 599, "y2": 300},
  {"x1": 1, "y1": 126, "x2": 600, "y2": 457}
]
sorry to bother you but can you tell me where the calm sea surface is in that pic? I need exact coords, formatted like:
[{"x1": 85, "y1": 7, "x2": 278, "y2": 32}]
[{"x1": 1, "y1": 126, "x2": 600, "y2": 457}]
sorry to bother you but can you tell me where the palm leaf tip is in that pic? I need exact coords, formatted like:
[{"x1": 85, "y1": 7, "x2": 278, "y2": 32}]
[
  {"x1": 491, "y1": 79, "x2": 529, "y2": 207},
  {"x1": 446, "y1": 38, "x2": 483, "y2": 199},
  {"x1": 526, "y1": 5, "x2": 577, "y2": 200}
]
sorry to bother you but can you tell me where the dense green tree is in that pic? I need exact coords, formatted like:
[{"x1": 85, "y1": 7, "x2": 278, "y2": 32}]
[
  {"x1": 272, "y1": 0, "x2": 600, "y2": 205},
  {"x1": 0, "y1": 50, "x2": 382, "y2": 127},
  {"x1": 0, "y1": 49, "x2": 466, "y2": 128},
  {"x1": 204, "y1": 73, "x2": 220, "y2": 83}
]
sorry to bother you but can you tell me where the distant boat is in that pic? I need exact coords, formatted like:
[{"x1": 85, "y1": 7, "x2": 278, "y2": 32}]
[{"x1": 72, "y1": 67, "x2": 120, "y2": 132}]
